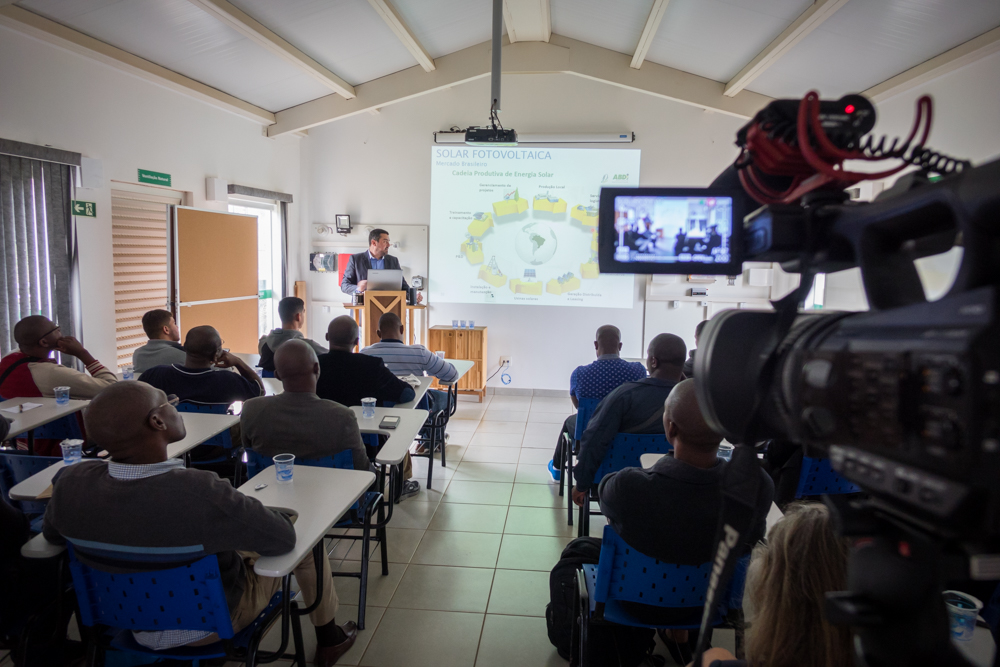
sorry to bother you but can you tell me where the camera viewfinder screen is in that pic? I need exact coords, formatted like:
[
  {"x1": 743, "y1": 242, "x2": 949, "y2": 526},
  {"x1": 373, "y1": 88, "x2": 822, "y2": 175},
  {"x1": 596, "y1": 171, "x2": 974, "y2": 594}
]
[{"x1": 612, "y1": 195, "x2": 733, "y2": 265}]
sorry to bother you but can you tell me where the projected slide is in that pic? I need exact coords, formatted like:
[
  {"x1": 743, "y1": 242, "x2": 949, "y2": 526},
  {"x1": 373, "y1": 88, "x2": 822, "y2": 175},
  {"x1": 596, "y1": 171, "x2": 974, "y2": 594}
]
[{"x1": 430, "y1": 147, "x2": 640, "y2": 308}]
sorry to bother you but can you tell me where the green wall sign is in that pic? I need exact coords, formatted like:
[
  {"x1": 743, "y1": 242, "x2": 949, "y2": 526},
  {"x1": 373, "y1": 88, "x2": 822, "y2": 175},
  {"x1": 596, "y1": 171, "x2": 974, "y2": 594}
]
[
  {"x1": 138, "y1": 169, "x2": 171, "y2": 186},
  {"x1": 71, "y1": 200, "x2": 96, "y2": 217}
]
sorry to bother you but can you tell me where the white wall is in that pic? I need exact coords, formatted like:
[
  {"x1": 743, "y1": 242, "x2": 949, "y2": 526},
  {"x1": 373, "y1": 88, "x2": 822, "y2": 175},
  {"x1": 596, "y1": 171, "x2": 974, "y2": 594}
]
[
  {"x1": 824, "y1": 50, "x2": 1000, "y2": 312},
  {"x1": 299, "y1": 74, "x2": 747, "y2": 390},
  {"x1": 0, "y1": 27, "x2": 302, "y2": 368}
]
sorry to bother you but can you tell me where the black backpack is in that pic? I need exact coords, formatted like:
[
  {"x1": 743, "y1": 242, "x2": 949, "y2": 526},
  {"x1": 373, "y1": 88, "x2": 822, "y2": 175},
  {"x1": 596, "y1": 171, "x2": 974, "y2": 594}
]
[{"x1": 546, "y1": 537, "x2": 656, "y2": 666}]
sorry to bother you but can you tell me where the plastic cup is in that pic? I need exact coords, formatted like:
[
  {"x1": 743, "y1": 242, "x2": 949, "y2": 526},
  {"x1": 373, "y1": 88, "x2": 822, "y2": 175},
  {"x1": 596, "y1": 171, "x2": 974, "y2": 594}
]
[
  {"x1": 53, "y1": 386, "x2": 70, "y2": 405},
  {"x1": 460, "y1": 320, "x2": 467, "y2": 328},
  {"x1": 467, "y1": 320, "x2": 475, "y2": 329},
  {"x1": 718, "y1": 443, "x2": 735, "y2": 462},
  {"x1": 122, "y1": 364, "x2": 134, "y2": 381},
  {"x1": 273, "y1": 453, "x2": 295, "y2": 484},
  {"x1": 435, "y1": 351, "x2": 445, "y2": 359},
  {"x1": 361, "y1": 397, "x2": 377, "y2": 419},
  {"x1": 943, "y1": 590, "x2": 982, "y2": 641},
  {"x1": 452, "y1": 320, "x2": 459, "y2": 328},
  {"x1": 60, "y1": 439, "x2": 83, "y2": 465}
]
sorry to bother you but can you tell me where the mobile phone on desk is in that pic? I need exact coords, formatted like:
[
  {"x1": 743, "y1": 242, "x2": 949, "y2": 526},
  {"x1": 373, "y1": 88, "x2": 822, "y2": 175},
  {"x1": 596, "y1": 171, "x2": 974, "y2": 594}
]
[{"x1": 379, "y1": 415, "x2": 400, "y2": 429}]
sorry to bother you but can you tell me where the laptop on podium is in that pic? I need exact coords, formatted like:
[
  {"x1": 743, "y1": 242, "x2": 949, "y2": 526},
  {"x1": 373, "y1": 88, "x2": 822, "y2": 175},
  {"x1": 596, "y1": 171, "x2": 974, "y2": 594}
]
[{"x1": 366, "y1": 269, "x2": 403, "y2": 291}]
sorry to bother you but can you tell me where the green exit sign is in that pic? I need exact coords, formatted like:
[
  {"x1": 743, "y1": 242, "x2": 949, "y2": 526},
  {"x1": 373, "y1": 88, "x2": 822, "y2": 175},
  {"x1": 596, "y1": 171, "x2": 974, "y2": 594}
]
[
  {"x1": 138, "y1": 169, "x2": 171, "y2": 186},
  {"x1": 71, "y1": 200, "x2": 96, "y2": 217}
]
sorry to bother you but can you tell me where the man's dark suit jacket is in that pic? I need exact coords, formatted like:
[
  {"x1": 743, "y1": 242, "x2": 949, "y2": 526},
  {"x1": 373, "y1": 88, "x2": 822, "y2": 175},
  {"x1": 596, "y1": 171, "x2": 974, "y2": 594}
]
[
  {"x1": 315, "y1": 349, "x2": 414, "y2": 407},
  {"x1": 340, "y1": 251, "x2": 410, "y2": 294}
]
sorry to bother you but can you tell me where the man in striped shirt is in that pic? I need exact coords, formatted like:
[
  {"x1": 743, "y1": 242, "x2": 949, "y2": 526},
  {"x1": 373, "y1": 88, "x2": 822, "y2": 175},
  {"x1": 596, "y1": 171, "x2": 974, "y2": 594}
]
[{"x1": 361, "y1": 312, "x2": 457, "y2": 416}]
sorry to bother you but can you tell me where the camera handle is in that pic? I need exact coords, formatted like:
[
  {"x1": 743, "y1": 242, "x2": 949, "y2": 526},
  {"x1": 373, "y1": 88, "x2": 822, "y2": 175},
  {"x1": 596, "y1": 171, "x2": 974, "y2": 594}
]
[{"x1": 824, "y1": 496, "x2": 981, "y2": 667}]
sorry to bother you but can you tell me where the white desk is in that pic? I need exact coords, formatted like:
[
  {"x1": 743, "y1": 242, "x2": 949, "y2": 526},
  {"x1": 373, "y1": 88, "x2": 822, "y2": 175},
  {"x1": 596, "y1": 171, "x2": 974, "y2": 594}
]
[
  {"x1": 262, "y1": 377, "x2": 284, "y2": 396},
  {"x1": 639, "y1": 453, "x2": 665, "y2": 469},
  {"x1": 441, "y1": 359, "x2": 474, "y2": 385},
  {"x1": 2, "y1": 397, "x2": 90, "y2": 453},
  {"x1": 393, "y1": 376, "x2": 432, "y2": 410},
  {"x1": 238, "y1": 466, "x2": 374, "y2": 577},
  {"x1": 9, "y1": 412, "x2": 239, "y2": 502},
  {"x1": 233, "y1": 352, "x2": 261, "y2": 368},
  {"x1": 351, "y1": 406, "x2": 428, "y2": 466}
]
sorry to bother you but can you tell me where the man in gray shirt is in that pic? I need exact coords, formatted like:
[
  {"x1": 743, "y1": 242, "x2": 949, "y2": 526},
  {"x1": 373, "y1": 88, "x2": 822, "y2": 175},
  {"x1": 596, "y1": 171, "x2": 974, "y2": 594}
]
[
  {"x1": 43, "y1": 381, "x2": 358, "y2": 665},
  {"x1": 241, "y1": 339, "x2": 369, "y2": 471},
  {"x1": 258, "y1": 297, "x2": 328, "y2": 374},
  {"x1": 132, "y1": 309, "x2": 187, "y2": 373}
]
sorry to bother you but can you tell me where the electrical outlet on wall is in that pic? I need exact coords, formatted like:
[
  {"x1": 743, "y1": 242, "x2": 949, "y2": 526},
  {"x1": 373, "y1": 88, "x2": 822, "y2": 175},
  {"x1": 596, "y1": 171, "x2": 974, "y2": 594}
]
[{"x1": 499, "y1": 356, "x2": 511, "y2": 367}]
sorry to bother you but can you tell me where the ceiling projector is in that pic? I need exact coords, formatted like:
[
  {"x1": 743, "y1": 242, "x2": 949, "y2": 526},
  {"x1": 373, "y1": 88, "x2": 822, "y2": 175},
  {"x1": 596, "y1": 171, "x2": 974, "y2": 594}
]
[{"x1": 465, "y1": 126, "x2": 518, "y2": 146}]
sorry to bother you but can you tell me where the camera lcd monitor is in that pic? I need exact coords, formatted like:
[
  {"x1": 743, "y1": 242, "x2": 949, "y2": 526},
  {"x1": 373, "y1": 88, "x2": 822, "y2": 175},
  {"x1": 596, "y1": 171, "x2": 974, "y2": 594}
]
[{"x1": 598, "y1": 187, "x2": 745, "y2": 275}]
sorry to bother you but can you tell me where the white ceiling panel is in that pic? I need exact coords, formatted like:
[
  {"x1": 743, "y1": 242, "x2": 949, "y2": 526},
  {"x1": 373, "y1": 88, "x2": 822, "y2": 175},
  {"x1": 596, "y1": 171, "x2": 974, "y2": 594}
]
[
  {"x1": 643, "y1": 0, "x2": 813, "y2": 82},
  {"x1": 228, "y1": 0, "x2": 418, "y2": 85},
  {"x1": 550, "y1": 0, "x2": 654, "y2": 56},
  {"x1": 747, "y1": 0, "x2": 1000, "y2": 99},
  {"x1": 392, "y1": 0, "x2": 493, "y2": 59},
  {"x1": 17, "y1": 0, "x2": 331, "y2": 110}
]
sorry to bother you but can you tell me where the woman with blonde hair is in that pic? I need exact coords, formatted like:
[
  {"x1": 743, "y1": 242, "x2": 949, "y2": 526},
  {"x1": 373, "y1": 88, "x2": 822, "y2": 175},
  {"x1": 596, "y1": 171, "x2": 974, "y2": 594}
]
[{"x1": 696, "y1": 502, "x2": 854, "y2": 667}]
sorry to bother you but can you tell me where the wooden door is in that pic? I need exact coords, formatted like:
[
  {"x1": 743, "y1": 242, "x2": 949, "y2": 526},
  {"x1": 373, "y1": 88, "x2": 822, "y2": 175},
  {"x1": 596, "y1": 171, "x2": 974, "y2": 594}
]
[{"x1": 172, "y1": 207, "x2": 259, "y2": 354}]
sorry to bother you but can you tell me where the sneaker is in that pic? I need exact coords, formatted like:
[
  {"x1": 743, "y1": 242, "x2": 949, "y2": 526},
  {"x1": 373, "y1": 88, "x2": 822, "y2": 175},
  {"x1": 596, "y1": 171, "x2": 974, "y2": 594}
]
[
  {"x1": 399, "y1": 479, "x2": 421, "y2": 499},
  {"x1": 547, "y1": 460, "x2": 561, "y2": 482}
]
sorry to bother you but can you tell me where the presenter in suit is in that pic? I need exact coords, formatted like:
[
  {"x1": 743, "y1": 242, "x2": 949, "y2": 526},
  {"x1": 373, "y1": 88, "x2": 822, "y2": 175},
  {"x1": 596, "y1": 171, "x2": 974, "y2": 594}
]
[{"x1": 341, "y1": 228, "x2": 423, "y2": 303}]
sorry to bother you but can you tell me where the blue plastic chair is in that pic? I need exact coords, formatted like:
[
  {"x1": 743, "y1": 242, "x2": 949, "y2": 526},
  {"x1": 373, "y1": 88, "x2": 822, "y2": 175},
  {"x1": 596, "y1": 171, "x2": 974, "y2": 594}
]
[
  {"x1": 66, "y1": 540, "x2": 304, "y2": 666},
  {"x1": 244, "y1": 449, "x2": 385, "y2": 629},
  {"x1": 260, "y1": 370, "x2": 276, "y2": 378},
  {"x1": 0, "y1": 451, "x2": 61, "y2": 529},
  {"x1": 562, "y1": 397, "x2": 600, "y2": 525},
  {"x1": 578, "y1": 433, "x2": 673, "y2": 537},
  {"x1": 574, "y1": 525, "x2": 748, "y2": 666},
  {"x1": 795, "y1": 456, "x2": 860, "y2": 498}
]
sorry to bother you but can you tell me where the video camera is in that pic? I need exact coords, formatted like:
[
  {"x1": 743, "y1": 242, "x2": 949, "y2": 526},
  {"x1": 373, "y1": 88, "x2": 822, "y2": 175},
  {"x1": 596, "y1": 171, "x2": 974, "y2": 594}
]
[{"x1": 599, "y1": 90, "x2": 1000, "y2": 665}]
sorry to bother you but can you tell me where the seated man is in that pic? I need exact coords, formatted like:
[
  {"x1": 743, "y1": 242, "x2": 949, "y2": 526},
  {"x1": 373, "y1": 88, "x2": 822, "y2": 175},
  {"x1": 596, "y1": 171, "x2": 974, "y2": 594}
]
[
  {"x1": 361, "y1": 312, "x2": 457, "y2": 415},
  {"x1": 572, "y1": 333, "x2": 686, "y2": 506},
  {"x1": 241, "y1": 339, "x2": 368, "y2": 471},
  {"x1": 138, "y1": 325, "x2": 264, "y2": 405},
  {"x1": 316, "y1": 316, "x2": 418, "y2": 498},
  {"x1": 0, "y1": 316, "x2": 116, "y2": 455},
  {"x1": 42, "y1": 382, "x2": 357, "y2": 664},
  {"x1": 548, "y1": 325, "x2": 646, "y2": 482},
  {"x1": 132, "y1": 309, "x2": 186, "y2": 373},
  {"x1": 682, "y1": 319, "x2": 708, "y2": 379},
  {"x1": 258, "y1": 297, "x2": 328, "y2": 374}
]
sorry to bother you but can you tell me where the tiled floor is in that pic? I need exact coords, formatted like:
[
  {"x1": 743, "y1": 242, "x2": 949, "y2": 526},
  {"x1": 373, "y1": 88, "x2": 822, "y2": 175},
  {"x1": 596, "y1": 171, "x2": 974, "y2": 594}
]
[{"x1": 248, "y1": 393, "x2": 736, "y2": 666}]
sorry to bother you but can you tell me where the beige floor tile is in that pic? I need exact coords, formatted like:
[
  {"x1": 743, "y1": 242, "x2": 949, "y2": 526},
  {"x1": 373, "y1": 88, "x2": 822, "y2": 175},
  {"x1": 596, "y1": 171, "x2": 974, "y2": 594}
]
[
  {"x1": 462, "y1": 445, "x2": 521, "y2": 464},
  {"x1": 488, "y1": 395, "x2": 533, "y2": 408},
  {"x1": 331, "y1": 561, "x2": 406, "y2": 608},
  {"x1": 487, "y1": 569, "x2": 551, "y2": 617},
  {"x1": 504, "y1": 506, "x2": 577, "y2": 537},
  {"x1": 469, "y1": 431, "x2": 522, "y2": 448},
  {"x1": 475, "y1": 420, "x2": 526, "y2": 434},
  {"x1": 447, "y1": 418, "x2": 482, "y2": 432},
  {"x1": 429, "y1": 502, "x2": 509, "y2": 533},
  {"x1": 442, "y1": 480, "x2": 514, "y2": 505},
  {"x1": 521, "y1": 433, "x2": 558, "y2": 449},
  {"x1": 389, "y1": 564, "x2": 495, "y2": 613},
  {"x1": 410, "y1": 530, "x2": 502, "y2": 568},
  {"x1": 523, "y1": 421, "x2": 563, "y2": 438},
  {"x1": 529, "y1": 397, "x2": 575, "y2": 413},
  {"x1": 445, "y1": 430, "x2": 474, "y2": 446},
  {"x1": 361, "y1": 608, "x2": 484, "y2": 667},
  {"x1": 459, "y1": 394, "x2": 490, "y2": 406},
  {"x1": 496, "y1": 534, "x2": 572, "y2": 571},
  {"x1": 475, "y1": 614, "x2": 568, "y2": 667},
  {"x1": 411, "y1": 456, "x2": 457, "y2": 482},
  {"x1": 452, "y1": 461, "x2": 518, "y2": 483},
  {"x1": 515, "y1": 463, "x2": 557, "y2": 484},
  {"x1": 383, "y1": 498, "x2": 440, "y2": 530},
  {"x1": 510, "y1": 482, "x2": 568, "y2": 508},
  {"x1": 336, "y1": 605, "x2": 387, "y2": 665},
  {"x1": 482, "y1": 409, "x2": 529, "y2": 422},
  {"x1": 343, "y1": 527, "x2": 425, "y2": 564},
  {"x1": 527, "y1": 411, "x2": 570, "y2": 424},
  {"x1": 519, "y1": 448, "x2": 555, "y2": 465}
]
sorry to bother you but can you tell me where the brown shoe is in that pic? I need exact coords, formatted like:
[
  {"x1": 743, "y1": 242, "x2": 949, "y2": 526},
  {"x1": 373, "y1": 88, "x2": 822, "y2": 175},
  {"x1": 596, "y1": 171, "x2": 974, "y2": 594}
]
[{"x1": 314, "y1": 622, "x2": 358, "y2": 666}]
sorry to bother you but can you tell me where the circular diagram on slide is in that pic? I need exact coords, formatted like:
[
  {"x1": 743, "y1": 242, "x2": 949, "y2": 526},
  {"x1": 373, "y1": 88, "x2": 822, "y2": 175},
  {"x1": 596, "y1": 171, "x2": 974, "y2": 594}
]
[{"x1": 515, "y1": 222, "x2": 558, "y2": 265}]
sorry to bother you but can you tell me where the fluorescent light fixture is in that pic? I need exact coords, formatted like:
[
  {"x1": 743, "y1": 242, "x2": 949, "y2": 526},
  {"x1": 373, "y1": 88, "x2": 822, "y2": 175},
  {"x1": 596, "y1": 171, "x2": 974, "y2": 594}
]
[{"x1": 434, "y1": 131, "x2": 634, "y2": 145}]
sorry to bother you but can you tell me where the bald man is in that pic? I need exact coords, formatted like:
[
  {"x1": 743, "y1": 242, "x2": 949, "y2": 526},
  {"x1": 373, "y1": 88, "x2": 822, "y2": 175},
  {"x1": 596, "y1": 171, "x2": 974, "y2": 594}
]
[
  {"x1": 598, "y1": 379, "x2": 773, "y2": 565},
  {"x1": 572, "y1": 333, "x2": 688, "y2": 504},
  {"x1": 547, "y1": 324, "x2": 646, "y2": 482},
  {"x1": 240, "y1": 339, "x2": 368, "y2": 470},
  {"x1": 138, "y1": 325, "x2": 263, "y2": 405},
  {"x1": 315, "y1": 316, "x2": 415, "y2": 408},
  {"x1": 42, "y1": 382, "x2": 357, "y2": 663}
]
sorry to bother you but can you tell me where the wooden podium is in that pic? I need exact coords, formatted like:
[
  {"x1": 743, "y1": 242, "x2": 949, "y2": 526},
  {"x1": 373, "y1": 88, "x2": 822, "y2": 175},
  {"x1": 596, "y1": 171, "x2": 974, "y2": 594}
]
[{"x1": 362, "y1": 291, "x2": 405, "y2": 347}]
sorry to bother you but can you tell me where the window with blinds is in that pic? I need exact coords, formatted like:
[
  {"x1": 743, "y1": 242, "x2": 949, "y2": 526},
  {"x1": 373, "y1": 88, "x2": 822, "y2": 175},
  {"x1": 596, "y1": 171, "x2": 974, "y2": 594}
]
[{"x1": 112, "y1": 190, "x2": 176, "y2": 369}]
